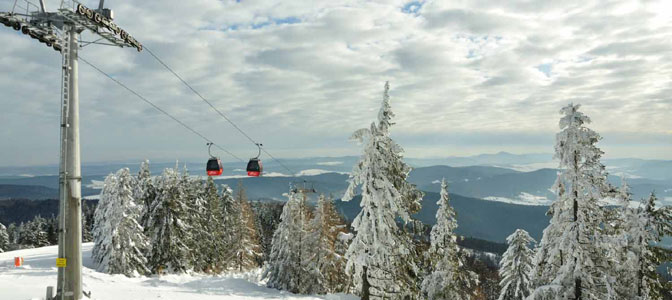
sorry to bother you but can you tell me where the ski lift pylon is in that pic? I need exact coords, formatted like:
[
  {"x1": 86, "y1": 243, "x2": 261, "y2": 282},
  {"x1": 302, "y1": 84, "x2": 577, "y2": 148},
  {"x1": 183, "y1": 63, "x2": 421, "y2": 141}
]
[{"x1": 292, "y1": 180, "x2": 316, "y2": 194}]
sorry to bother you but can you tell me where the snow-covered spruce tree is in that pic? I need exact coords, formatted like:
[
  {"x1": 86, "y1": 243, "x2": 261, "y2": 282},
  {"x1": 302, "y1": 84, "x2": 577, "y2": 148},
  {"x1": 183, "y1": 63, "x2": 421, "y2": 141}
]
[
  {"x1": 607, "y1": 180, "x2": 639, "y2": 299},
  {"x1": 91, "y1": 168, "x2": 150, "y2": 277},
  {"x1": 17, "y1": 222, "x2": 29, "y2": 247},
  {"x1": 219, "y1": 183, "x2": 238, "y2": 269},
  {"x1": 198, "y1": 176, "x2": 227, "y2": 273},
  {"x1": 0, "y1": 222, "x2": 8, "y2": 252},
  {"x1": 81, "y1": 202, "x2": 94, "y2": 243},
  {"x1": 145, "y1": 168, "x2": 192, "y2": 274},
  {"x1": 92, "y1": 172, "x2": 115, "y2": 263},
  {"x1": 530, "y1": 104, "x2": 614, "y2": 299},
  {"x1": 19, "y1": 215, "x2": 50, "y2": 248},
  {"x1": 136, "y1": 160, "x2": 156, "y2": 229},
  {"x1": 498, "y1": 229, "x2": 535, "y2": 300},
  {"x1": 229, "y1": 181, "x2": 262, "y2": 272},
  {"x1": 7, "y1": 223, "x2": 18, "y2": 247},
  {"x1": 180, "y1": 168, "x2": 209, "y2": 272},
  {"x1": 323, "y1": 194, "x2": 350, "y2": 293},
  {"x1": 303, "y1": 194, "x2": 349, "y2": 294},
  {"x1": 619, "y1": 192, "x2": 672, "y2": 299},
  {"x1": 81, "y1": 213, "x2": 92, "y2": 243},
  {"x1": 335, "y1": 231, "x2": 353, "y2": 273},
  {"x1": 256, "y1": 201, "x2": 286, "y2": 261},
  {"x1": 264, "y1": 187, "x2": 311, "y2": 293},
  {"x1": 421, "y1": 179, "x2": 477, "y2": 300},
  {"x1": 41, "y1": 216, "x2": 56, "y2": 246},
  {"x1": 34, "y1": 216, "x2": 50, "y2": 247},
  {"x1": 46, "y1": 216, "x2": 58, "y2": 245},
  {"x1": 343, "y1": 82, "x2": 423, "y2": 300}
]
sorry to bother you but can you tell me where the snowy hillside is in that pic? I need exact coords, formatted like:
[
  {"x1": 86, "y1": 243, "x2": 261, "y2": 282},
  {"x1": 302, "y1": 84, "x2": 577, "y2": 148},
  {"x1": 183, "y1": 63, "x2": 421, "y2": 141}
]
[{"x1": 0, "y1": 243, "x2": 357, "y2": 300}]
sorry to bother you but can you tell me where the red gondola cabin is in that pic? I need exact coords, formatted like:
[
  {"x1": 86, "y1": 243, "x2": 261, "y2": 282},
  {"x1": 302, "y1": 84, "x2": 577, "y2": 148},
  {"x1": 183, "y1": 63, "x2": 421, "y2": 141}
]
[
  {"x1": 247, "y1": 158, "x2": 262, "y2": 177},
  {"x1": 207, "y1": 158, "x2": 223, "y2": 176}
]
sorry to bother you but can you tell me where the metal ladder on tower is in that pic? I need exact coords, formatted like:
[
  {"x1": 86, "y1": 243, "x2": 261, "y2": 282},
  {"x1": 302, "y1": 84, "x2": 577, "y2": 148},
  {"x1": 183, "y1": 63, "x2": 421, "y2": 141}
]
[{"x1": 56, "y1": 24, "x2": 71, "y2": 300}]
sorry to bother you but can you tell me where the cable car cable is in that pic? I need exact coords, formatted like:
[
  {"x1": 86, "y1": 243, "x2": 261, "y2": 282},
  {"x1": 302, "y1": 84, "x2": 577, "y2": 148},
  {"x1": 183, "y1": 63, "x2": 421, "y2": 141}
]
[
  {"x1": 261, "y1": 148, "x2": 294, "y2": 175},
  {"x1": 144, "y1": 46, "x2": 259, "y2": 145},
  {"x1": 79, "y1": 56, "x2": 244, "y2": 163},
  {"x1": 143, "y1": 46, "x2": 297, "y2": 175}
]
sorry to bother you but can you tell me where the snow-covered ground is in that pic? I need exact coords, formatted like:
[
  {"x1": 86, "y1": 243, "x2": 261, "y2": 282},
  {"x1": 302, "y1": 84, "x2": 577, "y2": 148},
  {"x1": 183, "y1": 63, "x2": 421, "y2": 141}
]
[{"x1": 0, "y1": 244, "x2": 357, "y2": 300}]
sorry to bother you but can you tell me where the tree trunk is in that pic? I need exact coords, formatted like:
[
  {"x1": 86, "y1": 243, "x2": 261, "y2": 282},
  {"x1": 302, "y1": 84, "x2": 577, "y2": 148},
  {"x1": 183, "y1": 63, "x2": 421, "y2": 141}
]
[
  {"x1": 573, "y1": 150, "x2": 579, "y2": 223},
  {"x1": 575, "y1": 277, "x2": 582, "y2": 300},
  {"x1": 637, "y1": 265, "x2": 643, "y2": 297},
  {"x1": 362, "y1": 266, "x2": 371, "y2": 300}
]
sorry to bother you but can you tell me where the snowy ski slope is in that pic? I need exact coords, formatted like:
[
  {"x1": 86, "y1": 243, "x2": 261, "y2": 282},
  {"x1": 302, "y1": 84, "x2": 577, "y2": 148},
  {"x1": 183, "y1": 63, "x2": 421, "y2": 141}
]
[{"x1": 0, "y1": 243, "x2": 357, "y2": 300}]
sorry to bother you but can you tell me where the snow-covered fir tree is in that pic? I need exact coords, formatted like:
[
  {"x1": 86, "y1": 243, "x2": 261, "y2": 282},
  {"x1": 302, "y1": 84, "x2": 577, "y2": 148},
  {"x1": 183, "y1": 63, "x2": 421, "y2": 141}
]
[
  {"x1": 229, "y1": 181, "x2": 262, "y2": 272},
  {"x1": 7, "y1": 223, "x2": 18, "y2": 246},
  {"x1": 18, "y1": 215, "x2": 49, "y2": 248},
  {"x1": 343, "y1": 82, "x2": 424, "y2": 299},
  {"x1": 264, "y1": 187, "x2": 311, "y2": 293},
  {"x1": 530, "y1": 104, "x2": 615, "y2": 299},
  {"x1": 0, "y1": 222, "x2": 8, "y2": 252},
  {"x1": 181, "y1": 168, "x2": 208, "y2": 272},
  {"x1": 145, "y1": 168, "x2": 192, "y2": 274},
  {"x1": 609, "y1": 180, "x2": 638, "y2": 299},
  {"x1": 136, "y1": 160, "x2": 156, "y2": 229},
  {"x1": 219, "y1": 183, "x2": 238, "y2": 269},
  {"x1": 498, "y1": 229, "x2": 535, "y2": 300},
  {"x1": 256, "y1": 201, "x2": 285, "y2": 261},
  {"x1": 92, "y1": 172, "x2": 114, "y2": 263},
  {"x1": 421, "y1": 179, "x2": 477, "y2": 300},
  {"x1": 199, "y1": 177, "x2": 228, "y2": 273},
  {"x1": 303, "y1": 194, "x2": 349, "y2": 294},
  {"x1": 14, "y1": 222, "x2": 25, "y2": 247},
  {"x1": 91, "y1": 168, "x2": 150, "y2": 277},
  {"x1": 33, "y1": 216, "x2": 50, "y2": 247},
  {"x1": 81, "y1": 203, "x2": 94, "y2": 243},
  {"x1": 618, "y1": 191, "x2": 672, "y2": 299},
  {"x1": 335, "y1": 231, "x2": 353, "y2": 273},
  {"x1": 80, "y1": 214, "x2": 91, "y2": 243}
]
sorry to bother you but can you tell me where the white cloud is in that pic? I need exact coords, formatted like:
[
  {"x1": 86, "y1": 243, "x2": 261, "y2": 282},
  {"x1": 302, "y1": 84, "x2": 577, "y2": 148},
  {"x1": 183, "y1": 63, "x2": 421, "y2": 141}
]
[
  {"x1": 296, "y1": 169, "x2": 347, "y2": 176},
  {"x1": 1, "y1": 0, "x2": 670, "y2": 166},
  {"x1": 296, "y1": 169, "x2": 331, "y2": 176},
  {"x1": 86, "y1": 180, "x2": 105, "y2": 190},
  {"x1": 484, "y1": 192, "x2": 552, "y2": 206},
  {"x1": 316, "y1": 161, "x2": 343, "y2": 166}
]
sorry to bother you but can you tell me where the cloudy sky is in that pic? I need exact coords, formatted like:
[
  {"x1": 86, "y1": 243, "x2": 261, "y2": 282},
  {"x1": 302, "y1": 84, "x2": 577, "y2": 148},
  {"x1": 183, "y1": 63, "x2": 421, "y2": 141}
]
[{"x1": 1, "y1": 0, "x2": 670, "y2": 166}]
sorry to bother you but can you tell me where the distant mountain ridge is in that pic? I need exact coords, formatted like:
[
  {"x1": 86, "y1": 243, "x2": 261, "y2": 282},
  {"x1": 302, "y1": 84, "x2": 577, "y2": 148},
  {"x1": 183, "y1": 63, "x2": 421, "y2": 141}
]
[
  {"x1": 335, "y1": 192, "x2": 550, "y2": 242},
  {"x1": 0, "y1": 184, "x2": 58, "y2": 200},
  {"x1": 1, "y1": 161, "x2": 669, "y2": 204},
  {"x1": 406, "y1": 152, "x2": 553, "y2": 168},
  {"x1": 3, "y1": 152, "x2": 670, "y2": 178},
  {"x1": 1, "y1": 155, "x2": 669, "y2": 244}
]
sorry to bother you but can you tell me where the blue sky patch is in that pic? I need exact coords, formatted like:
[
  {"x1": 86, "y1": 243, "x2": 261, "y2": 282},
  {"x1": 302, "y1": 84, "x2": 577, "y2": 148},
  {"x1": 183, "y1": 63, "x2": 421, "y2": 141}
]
[
  {"x1": 536, "y1": 63, "x2": 553, "y2": 77},
  {"x1": 275, "y1": 16, "x2": 301, "y2": 25},
  {"x1": 402, "y1": 1, "x2": 424, "y2": 14},
  {"x1": 251, "y1": 16, "x2": 301, "y2": 29}
]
